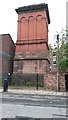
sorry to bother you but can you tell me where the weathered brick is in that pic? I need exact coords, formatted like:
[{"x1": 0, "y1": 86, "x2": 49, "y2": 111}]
[{"x1": 0, "y1": 34, "x2": 15, "y2": 80}]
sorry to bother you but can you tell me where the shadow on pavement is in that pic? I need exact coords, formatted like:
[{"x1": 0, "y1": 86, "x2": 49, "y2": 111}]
[{"x1": 1, "y1": 118, "x2": 67, "y2": 120}]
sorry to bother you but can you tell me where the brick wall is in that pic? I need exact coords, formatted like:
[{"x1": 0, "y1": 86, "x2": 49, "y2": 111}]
[
  {"x1": 2, "y1": 34, "x2": 15, "y2": 56},
  {"x1": 14, "y1": 9, "x2": 50, "y2": 75},
  {"x1": 44, "y1": 72, "x2": 66, "y2": 91},
  {"x1": 0, "y1": 34, "x2": 15, "y2": 80},
  {"x1": 13, "y1": 4, "x2": 50, "y2": 88},
  {"x1": 13, "y1": 60, "x2": 49, "y2": 74},
  {"x1": 16, "y1": 10, "x2": 48, "y2": 52},
  {"x1": 17, "y1": 11, "x2": 48, "y2": 41},
  {"x1": 13, "y1": 51, "x2": 50, "y2": 74}
]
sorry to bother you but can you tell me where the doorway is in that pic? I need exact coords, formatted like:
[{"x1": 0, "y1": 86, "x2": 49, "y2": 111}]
[{"x1": 65, "y1": 74, "x2": 68, "y2": 91}]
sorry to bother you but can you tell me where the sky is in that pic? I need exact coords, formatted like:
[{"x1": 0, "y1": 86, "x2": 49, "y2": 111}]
[{"x1": 0, "y1": 0, "x2": 67, "y2": 45}]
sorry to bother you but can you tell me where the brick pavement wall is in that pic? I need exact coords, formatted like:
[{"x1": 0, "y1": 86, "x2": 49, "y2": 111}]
[{"x1": 44, "y1": 72, "x2": 66, "y2": 91}]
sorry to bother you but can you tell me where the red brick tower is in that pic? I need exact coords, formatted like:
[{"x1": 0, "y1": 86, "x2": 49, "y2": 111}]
[
  {"x1": 13, "y1": 3, "x2": 50, "y2": 87},
  {"x1": 15, "y1": 3, "x2": 50, "y2": 52}
]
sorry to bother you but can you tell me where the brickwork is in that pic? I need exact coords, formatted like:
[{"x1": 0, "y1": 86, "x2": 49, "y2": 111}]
[
  {"x1": 15, "y1": 51, "x2": 48, "y2": 59},
  {"x1": 13, "y1": 60, "x2": 49, "y2": 74},
  {"x1": 17, "y1": 11, "x2": 48, "y2": 40},
  {"x1": 44, "y1": 72, "x2": 66, "y2": 91},
  {"x1": 14, "y1": 4, "x2": 50, "y2": 59},
  {"x1": 0, "y1": 3, "x2": 67, "y2": 91},
  {"x1": 16, "y1": 42, "x2": 48, "y2": 52},
  {"x1": 15, "y1": 3, "x2": 50, "y2": 53},
  {"x1": 0, "y1": 34, "x2": 15, "y2": 80},
  {"x1": 1, "y1": 34, "x2": 15, "y2": 56},
  {"x1": 13, "y1": 50, "x2": 50, "y2": 82},
  {"x1": 13, "y1": 3, "x2": 51, "y2": 89},
  {"x1": 12, "y1": 4, "x2": 68, "y2": 91}
]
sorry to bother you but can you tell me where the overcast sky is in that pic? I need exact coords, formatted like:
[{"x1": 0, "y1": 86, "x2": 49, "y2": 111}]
[{"x1": 0, "y1": 0, "x2": 67, "y2": 45}]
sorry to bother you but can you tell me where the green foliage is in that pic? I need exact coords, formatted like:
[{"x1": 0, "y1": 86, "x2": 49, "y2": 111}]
[
  {"x1": 0, "y1": 80, "x2": 2, "y2": 86},
  {"x1": 49, "y1": 28, "x2": 68, "y2": 71},
  {"x1": 11, "y1": 80, "x2": 44, "y2": 87},
  {"x1": 59, "y1": 28, "x2": 68, "y2": 71}
]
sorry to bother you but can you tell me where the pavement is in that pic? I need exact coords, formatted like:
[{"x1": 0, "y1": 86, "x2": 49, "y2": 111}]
[
  {"x1": 0, "y1": 87, "x2": 67, "y2": 96},
  {"x1": 0, "y1": 87, "x2": 68, "y2": 119}
]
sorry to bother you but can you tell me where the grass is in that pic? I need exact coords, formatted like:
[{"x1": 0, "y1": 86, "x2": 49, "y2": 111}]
[
  {"x1": 0, "y1": 80, "x2": 2, "y2": 86},
  {"x1": 11, "y1": 82, "x2": 44, "y2": 87}
]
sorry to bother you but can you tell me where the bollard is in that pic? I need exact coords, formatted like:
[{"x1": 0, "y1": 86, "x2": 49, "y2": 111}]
[
  {"x1": 36, "y1": 73, "x2": 38, "y2": 90},
  {"x1": 3, "y1": 78, "x2": 8, "y2": 92}
]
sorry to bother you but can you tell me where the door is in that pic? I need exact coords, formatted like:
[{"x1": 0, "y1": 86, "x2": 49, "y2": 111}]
[{"x1": 65, "y1": 74, "x2": 68, "y2": 91}]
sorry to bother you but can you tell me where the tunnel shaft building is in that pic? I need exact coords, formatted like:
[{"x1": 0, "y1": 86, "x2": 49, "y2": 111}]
[{"x1": 13, "y1": 3, "x2": 50, "y2": 87}]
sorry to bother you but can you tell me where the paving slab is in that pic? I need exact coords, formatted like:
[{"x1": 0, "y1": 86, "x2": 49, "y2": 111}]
[{"x1": 0, "y1": 88, "x2": 67, "y2": 96}]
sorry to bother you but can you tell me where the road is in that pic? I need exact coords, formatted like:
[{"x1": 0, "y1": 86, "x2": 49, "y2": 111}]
[{"x1": 0, "y1": 92, "x2": 68, "y2": 119}]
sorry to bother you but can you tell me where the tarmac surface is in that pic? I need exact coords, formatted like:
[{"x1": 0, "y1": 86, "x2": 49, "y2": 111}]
[{"x1": 0, "y1": 87, "x2": 68, "y2": 120}]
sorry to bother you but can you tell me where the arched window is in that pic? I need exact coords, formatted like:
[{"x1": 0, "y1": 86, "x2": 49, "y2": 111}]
[
  {"x1": 36, "y1": 15, "x2": 42, "y2": 39},
  {"x1": 36, "y1": 15, "x2": 42, "y2": 20},
  {"x1": 36, "y1": 15, "x2": 47, "y2": 39},
  {"x1": 20, "y1": 17, "x2": 28, "y2": 40},
  {"x1": 20, "y1": 17, "x2": 26, "y2": 23},
  {"x1": 28, "y1": 16, "x2": 34, "y2": 22},
  {"x1": 28, "y1": 16, "x2": 35, "y2": 40}
]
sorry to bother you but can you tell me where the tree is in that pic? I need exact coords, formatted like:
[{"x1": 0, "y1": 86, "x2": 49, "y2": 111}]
[
  {"x1": 49, "y1": 28, "x2": 68, "y2": 71},
  {"x1": 57, "y1": 28, "x2": 68, "y2": 71}
]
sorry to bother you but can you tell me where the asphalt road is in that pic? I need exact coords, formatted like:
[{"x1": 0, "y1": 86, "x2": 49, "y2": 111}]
[
  {"x1": 1, "y1": 93, "x2": 68, "y2": 108},
  {"x1": 0, "y1": 93, "x2": 68, "y2": 119}
]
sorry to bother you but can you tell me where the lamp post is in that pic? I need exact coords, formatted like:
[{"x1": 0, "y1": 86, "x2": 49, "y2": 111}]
[
  {"x1": 8, "y1": 72, "x2": 11, "y2": 85},
  {"x1": 56, "y1": 34, "x2": 60, "y2": 91}
]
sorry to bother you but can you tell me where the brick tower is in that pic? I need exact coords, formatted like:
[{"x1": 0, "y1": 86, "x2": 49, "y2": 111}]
[{"x1": 13, "y1": 3, "x2": 50, "y2": 87}]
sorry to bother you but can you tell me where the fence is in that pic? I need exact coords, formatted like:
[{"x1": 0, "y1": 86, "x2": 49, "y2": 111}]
[{"x1": 11, "y1": 58, "x2": 50, "y2": 89}]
